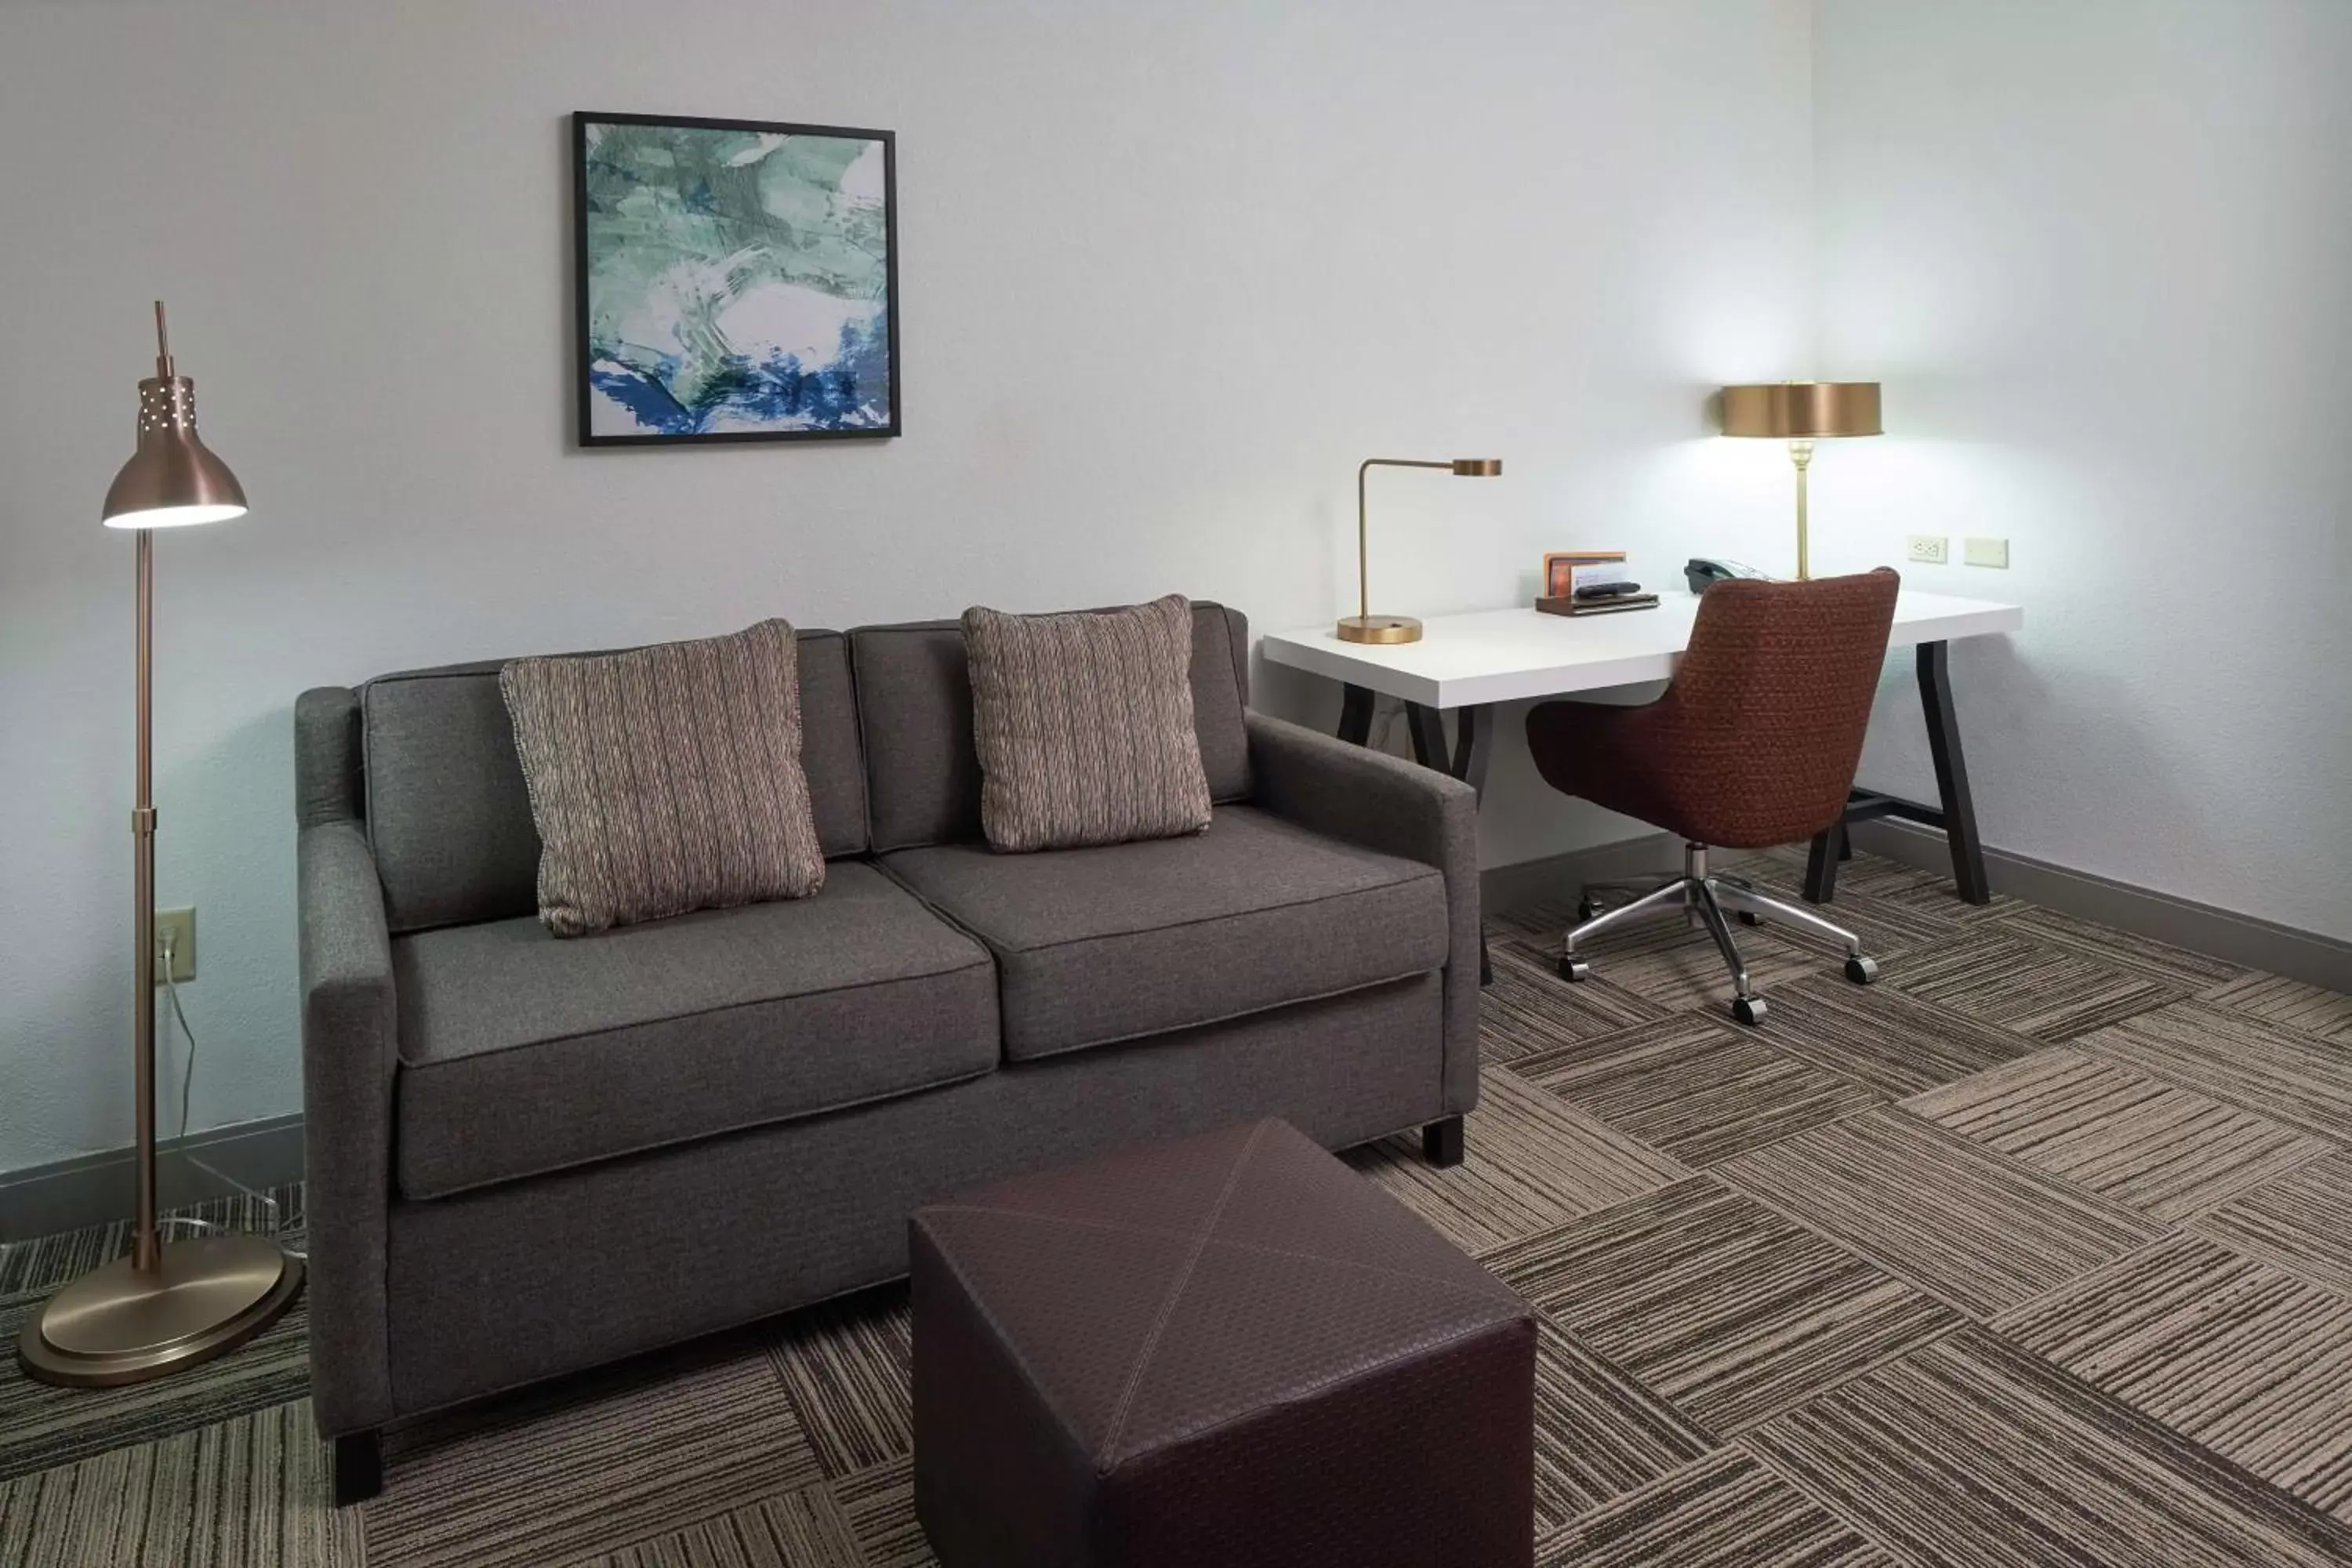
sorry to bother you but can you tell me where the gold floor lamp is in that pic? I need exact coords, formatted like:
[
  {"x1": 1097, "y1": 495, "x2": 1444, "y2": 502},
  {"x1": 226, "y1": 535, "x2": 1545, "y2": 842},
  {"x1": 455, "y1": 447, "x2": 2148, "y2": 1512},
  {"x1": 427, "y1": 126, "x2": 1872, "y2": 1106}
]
[
  {"x1": 1337, "y1": 457, "x2": 1502, "y2": 644},
  {"x1": 1719, "y1": 382, "x2": 1881, "y2": 580},
  {"x1": 17, "y1": 304, "x2": 304, "y2": 1388}
]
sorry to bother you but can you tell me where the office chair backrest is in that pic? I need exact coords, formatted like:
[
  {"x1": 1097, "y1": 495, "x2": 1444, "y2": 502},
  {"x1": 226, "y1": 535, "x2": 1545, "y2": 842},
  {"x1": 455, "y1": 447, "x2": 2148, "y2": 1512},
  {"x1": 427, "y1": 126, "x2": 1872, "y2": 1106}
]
[{"x1": 1664, "y1": 568, "x2": 1901, "y2": 845}]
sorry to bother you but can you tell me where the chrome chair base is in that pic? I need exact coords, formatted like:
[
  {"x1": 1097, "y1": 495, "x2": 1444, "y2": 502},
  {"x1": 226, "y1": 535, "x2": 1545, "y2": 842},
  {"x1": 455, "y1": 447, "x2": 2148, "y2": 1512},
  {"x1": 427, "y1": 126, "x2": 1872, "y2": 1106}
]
[{"x1": 1558, "y1": 842, "x2": 1878, "y2": 1025}]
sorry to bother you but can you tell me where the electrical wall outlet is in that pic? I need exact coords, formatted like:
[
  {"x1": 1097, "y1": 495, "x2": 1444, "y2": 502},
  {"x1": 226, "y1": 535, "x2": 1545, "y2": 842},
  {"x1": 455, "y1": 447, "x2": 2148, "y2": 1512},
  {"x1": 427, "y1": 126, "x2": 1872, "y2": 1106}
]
[
  {"x1": 154, "y1": 907, "x2": 196, "y2": 983},
  {"x1": 1964, "y1": 535, "x2": 2010, "y2": 568},
  {"x1": 1905, "y1": 535, "x2": 1949, "y2": 564}
]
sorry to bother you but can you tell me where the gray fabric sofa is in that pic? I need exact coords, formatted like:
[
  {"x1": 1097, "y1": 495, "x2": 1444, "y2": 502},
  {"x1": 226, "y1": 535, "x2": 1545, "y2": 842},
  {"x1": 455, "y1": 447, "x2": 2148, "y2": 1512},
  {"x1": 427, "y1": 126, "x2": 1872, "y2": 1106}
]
[{"x1": 295, "y1": 601, "x2": 1480, "y2": 1504}]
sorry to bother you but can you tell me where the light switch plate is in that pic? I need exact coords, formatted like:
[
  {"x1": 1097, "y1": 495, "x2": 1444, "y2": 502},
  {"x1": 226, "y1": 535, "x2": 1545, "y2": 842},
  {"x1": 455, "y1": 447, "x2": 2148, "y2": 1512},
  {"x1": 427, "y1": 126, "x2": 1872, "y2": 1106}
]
[
  {"x1": 154, "y1": 907, "x2": 195, "y2": 983},
  {"x1": 1964, "y1": 535, "x2": 2010, "y2": 568},
  {"x1": 1905, "y1": 535, "x2": 1949, "y2": 564}
]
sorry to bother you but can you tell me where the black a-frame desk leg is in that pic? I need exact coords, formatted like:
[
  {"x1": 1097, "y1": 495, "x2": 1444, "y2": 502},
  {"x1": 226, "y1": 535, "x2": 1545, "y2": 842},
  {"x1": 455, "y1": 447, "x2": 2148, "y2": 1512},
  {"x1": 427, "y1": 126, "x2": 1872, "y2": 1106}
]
[
  {"x1": 1918, "y1": 641, "x2": 1991, "y2": 905},
  {"x1": 1806, "y1": 639, "x2": 1991, "y2": 907},
  {"x1": 1802, "y1": 820, "x2": 1846, "y2": 903}
]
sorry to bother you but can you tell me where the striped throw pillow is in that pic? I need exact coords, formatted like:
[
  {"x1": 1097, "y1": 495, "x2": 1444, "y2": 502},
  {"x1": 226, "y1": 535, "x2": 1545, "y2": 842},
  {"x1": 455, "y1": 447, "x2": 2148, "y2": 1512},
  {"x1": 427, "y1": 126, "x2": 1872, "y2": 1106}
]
[
  {"x1": 499, "y1": 620, "x2": 826, "y2": 935},
  {"x1": 963, "y1": 594, "x2": 1214, "y2": 853}
]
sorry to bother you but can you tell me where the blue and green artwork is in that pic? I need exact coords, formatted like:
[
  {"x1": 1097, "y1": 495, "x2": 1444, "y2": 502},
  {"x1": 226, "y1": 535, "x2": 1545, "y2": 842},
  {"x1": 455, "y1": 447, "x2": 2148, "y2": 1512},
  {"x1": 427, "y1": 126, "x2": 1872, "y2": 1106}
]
[{"x1": 575, "y1": 114, "x2": 898, "y2": 445}]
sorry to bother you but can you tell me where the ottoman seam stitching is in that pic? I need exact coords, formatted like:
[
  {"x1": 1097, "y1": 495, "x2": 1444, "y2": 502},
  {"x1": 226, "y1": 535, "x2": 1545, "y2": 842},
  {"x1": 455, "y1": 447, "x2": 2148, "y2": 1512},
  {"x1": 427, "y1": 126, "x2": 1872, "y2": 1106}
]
[
  {"x1": 1099, "y1": 1119, "x2": 1272, "y2": 1461},
  {"x1": 920, "y1": 1204, "x2": 1513, "y2": 1302}
]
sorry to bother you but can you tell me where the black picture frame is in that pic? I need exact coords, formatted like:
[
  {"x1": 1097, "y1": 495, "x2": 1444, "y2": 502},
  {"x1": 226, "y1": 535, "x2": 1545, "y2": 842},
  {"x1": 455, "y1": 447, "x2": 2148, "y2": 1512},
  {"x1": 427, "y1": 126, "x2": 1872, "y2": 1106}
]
[{"x1": 572, "y1": 111, "x2": 901, "y2": 448}]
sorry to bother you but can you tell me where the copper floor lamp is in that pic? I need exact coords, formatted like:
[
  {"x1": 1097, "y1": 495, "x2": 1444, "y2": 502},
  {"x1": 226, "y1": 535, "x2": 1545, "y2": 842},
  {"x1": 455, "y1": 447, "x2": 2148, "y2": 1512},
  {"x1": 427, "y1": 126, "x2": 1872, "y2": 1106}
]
[{"x1": 16, "y1": 304, "x2": 303, "y2": 1387}]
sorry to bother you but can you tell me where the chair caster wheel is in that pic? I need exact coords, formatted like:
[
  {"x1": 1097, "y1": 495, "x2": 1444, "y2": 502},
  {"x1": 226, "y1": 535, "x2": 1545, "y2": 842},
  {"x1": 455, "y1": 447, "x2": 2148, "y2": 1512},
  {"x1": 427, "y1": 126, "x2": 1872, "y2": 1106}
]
[
  {"x1": 1559, "y1": 957, "x2": 1592, "y2": 983},
  {"x1": 1737, "y1": 911, "x2": 1761, "y2": 927},
  {"x1": 1730, "y1": 995, "x2": 1768, "y2": 1026},
  {"x1": 1844, "y1": 956, "x2": 1879, "y2": 985},
  {"x1": 1577, "y1": 898, "x2": 1602, "y2": 922}
]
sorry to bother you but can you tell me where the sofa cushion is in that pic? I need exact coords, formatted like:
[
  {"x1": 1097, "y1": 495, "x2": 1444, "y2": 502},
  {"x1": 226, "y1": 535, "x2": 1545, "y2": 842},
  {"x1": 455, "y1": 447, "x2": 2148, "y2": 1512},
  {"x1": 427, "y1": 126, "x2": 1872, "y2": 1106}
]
[
  {"x1": 362, "y1": 629, "x2": 869, "y2": 935},
  {"x1": 883, "y1": 804, "x2": 1446, "y2": 1062},
  {"x1": 853, "y1": 601, "x2": 1251, "y2": 854},
  {"x1": 964, "y1": 594, "x2": 1212, "y2": 852},
  {"x1": 390, "y1": 861, "x2": 996, "y2": 1198}
]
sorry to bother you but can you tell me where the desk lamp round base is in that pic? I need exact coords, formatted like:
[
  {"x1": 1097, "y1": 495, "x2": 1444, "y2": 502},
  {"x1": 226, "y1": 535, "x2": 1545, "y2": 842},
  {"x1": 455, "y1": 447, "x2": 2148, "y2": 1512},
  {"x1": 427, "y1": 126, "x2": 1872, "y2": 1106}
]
[{"x1": 1337, "y1": 615, "x2": 1422, "y2": 645}]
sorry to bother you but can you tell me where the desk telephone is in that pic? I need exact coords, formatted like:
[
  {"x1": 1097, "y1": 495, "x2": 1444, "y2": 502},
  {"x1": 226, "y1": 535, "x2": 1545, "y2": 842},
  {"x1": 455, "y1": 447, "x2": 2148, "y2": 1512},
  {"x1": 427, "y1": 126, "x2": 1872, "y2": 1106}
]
[{"x1": 1684, "y1": 558, "x2": 1769, "y2": 593}]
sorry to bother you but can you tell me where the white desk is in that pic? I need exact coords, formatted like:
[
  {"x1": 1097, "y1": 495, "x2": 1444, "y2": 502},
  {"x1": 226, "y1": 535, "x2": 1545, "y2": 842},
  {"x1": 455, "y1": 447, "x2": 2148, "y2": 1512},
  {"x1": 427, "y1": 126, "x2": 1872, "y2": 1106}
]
[{"x1": 1262, "y1": 588, "x2": 2024, "y2": 909}]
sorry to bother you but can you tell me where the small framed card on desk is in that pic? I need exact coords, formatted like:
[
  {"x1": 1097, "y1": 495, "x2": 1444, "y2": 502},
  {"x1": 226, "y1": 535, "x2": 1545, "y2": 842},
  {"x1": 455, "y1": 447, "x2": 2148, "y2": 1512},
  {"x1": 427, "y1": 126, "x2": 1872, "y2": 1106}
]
[{"x1": 1538, "y1": 550, "x2": 1658, "y2": 616}]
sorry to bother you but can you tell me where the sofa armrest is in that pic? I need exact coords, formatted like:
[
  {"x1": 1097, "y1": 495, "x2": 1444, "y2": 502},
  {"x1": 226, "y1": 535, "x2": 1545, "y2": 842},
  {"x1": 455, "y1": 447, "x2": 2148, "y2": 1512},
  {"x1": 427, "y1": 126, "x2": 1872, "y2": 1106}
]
[
  {"x1": 1245, "y1": 711, "x2": 1483, "y2": 1116},
  {"x1": 299, "y1": 819, "x2": 399, "y2": 1437}
]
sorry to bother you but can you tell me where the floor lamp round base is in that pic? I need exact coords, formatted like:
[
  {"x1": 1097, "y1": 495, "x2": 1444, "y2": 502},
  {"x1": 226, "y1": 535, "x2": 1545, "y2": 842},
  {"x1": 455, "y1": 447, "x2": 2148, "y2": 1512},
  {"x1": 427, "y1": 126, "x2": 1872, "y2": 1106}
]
[{"x1": 16, "y1": 1232, "x2": 303, "y2": 1387}]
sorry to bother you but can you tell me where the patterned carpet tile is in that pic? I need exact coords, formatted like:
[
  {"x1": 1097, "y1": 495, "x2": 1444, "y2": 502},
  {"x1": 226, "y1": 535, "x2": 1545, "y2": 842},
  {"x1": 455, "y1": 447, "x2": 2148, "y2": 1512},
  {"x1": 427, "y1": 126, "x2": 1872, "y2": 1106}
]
[
  {"x1": 584, "y1": 1486, "x2": 864, "y2": 1568},
  {"x1": 762, "y1": 1286, "x2": 913, "y2": 1479},
  {"x1": 1345, "y1": 1067, "x2": 1689, "y2": 1255},
  {"x1": 830, "y1": 1457, "x2": 934, "y2": 1568},
  {"x1": 2190, "y1": 1151, "x2": 2352, "y2": 1299},
  {"x1": 1907, "y1": 1047, "x2": 2334, "y2": 1222},
  {"x1": 1994, "y1": 905, "x2": 2245, "y2": 990},
  {"x1": 365, "y1": 1342, "x2": 824, "y2": 1568},
  {"x1": 1995, "y1": 1234, "x2": 2352, "y2": 1519},
  {"x1": 1744, "y1": 1326, "x2": 2352, "y2": 1568},
  {"x1": 1538, "y1": 1447, "x2": 1900, "y2": 1568},
  {"x1": 2201, "y1": 973, "x2": 2352, "y2": 1047},
  {"x1": 0, "y1": 1294, "x2": 310, "y2": 1487},
  {"x1": 1886, "y1": 931, "x2": 2184, "y2": 1044},
  {"x1": 0, "y1": 1399, "x2": 357, "y2": 1568},
  {"x1": 1715, "y1": 1109, "x2": 2170, "y2": 1318},
  {"x1": 1532, "y1": 1319, "x2": 1714, "y2": 1528},
  {"x1": 1489, "y1": 1178, "x2": 1962, "y2": 1436},
  {"x1": 1752, "y1": 975, "x2": 2038, "y2": 1098},
  {"x1": 1481, "y1": 939, "x2": 1673, "y2": 1062},
  {"x1": 2084, "y1": 1001, "x2": 2352, "y2": 1142},
  {"x1": 1515, "y1": 1017, "x2": 1882, "y2": 1167}
]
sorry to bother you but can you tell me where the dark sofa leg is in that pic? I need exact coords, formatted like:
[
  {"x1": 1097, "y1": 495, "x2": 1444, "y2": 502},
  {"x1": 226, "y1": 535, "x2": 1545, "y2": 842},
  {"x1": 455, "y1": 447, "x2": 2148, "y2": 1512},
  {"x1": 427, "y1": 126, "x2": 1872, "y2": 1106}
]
[
  {"x1": 1422, "y1": 1116, "x2": 1465, "y2": 1168},
  {"x1": 333, "y1": 1429, "x2": 384, "y2": 1506}
]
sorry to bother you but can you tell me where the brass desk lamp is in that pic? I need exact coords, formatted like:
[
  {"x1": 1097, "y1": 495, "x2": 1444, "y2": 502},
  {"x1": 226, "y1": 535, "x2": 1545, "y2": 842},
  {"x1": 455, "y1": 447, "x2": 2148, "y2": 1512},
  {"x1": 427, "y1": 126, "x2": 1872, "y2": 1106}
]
[
  {"x1": 1719, "y1": 383, "x2": 1881, "y2": 579},
  {"x1": 1338, "y1": 457, "x2": 1502, "y2": 644},
  {"x1": 17, "y1": 304, "x2": 304, "y2": 1388}
]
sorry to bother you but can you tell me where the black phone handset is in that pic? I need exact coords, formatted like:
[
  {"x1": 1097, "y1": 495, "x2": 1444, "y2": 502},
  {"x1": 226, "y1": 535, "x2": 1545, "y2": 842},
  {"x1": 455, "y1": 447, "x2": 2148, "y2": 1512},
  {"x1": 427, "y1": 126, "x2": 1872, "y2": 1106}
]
[{"x1": 1685, "y1": 558, "x2": 1769, "y2": 593}]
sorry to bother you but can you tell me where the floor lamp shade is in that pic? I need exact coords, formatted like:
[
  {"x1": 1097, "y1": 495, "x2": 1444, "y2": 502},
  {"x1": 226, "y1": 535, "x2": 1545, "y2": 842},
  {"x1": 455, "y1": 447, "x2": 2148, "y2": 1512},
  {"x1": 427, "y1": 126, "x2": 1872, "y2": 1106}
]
[
  {"x1": 102, "y1": 303, "x2": 249, "y2": 529},
  {"x1": 17, "y1": 303, "x2": 298, "y2": 1389}
]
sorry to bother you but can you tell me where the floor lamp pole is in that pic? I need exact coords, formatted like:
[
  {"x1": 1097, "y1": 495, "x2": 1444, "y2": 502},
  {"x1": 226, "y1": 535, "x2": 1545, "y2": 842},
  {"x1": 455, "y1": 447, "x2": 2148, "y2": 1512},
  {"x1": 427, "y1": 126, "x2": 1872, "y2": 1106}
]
[{"x1": 132, "y1": 528, "x2": 161, "y2": 1274}]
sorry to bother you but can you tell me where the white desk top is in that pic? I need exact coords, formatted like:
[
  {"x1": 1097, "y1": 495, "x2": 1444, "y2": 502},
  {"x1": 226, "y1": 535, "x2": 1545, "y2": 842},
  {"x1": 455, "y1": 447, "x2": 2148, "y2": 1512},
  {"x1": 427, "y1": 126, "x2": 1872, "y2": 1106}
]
[{"x1": 1261, "y1": 590, "x2": 2024, "y2": 709}]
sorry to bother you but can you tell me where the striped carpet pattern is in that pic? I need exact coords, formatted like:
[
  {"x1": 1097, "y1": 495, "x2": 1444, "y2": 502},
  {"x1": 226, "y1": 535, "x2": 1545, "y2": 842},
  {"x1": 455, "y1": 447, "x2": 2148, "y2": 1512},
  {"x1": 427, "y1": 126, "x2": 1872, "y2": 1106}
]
[{"x1": 5, "y1": 846, "x2": 2352, "y2": 1566}]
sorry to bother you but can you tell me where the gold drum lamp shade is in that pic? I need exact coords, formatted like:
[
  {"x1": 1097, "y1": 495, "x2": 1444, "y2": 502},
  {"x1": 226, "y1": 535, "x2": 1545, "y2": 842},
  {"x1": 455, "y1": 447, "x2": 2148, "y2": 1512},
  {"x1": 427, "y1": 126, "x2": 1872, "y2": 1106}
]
[
  {"x1": 1338, "y1": 457, "x2": 1503, "y2": 644},
  {"x1": 1719, "y1": 382, "x2": 1881, "y2": 581},
  {"x1": 19, "y1": 304, "x2": 301, "y2": 1389}
]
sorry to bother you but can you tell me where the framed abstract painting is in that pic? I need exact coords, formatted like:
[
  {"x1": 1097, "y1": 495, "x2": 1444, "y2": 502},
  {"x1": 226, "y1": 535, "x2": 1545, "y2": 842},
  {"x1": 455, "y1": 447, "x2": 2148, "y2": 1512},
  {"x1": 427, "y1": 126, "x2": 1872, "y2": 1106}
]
[{"x1": 572, "y1": 111, "x2": 900, "y2": 446}]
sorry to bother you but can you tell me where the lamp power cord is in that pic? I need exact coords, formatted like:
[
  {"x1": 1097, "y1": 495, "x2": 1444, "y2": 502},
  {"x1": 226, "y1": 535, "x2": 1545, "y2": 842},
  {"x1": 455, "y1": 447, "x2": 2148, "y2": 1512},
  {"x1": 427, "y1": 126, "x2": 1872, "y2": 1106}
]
[{"x1": 154, "y1": 930, "x2": 303, "y2": 1259}]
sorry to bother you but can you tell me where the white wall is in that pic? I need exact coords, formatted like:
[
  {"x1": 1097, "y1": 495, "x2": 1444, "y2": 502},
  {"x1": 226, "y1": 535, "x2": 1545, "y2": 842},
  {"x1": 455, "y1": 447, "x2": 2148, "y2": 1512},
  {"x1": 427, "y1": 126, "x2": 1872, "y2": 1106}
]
[
  {"x1": 1813, "y1": 0, "x2": 2352, "y2": 942},
  {"x1": 0, "y1": 0, "x2": 1815, "y2": 1172}
]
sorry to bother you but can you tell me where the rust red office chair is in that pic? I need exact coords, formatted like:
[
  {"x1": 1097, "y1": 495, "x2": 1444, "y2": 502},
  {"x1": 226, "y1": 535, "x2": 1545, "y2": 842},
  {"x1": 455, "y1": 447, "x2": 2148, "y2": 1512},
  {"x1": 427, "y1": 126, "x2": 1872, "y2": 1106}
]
[{"x1": 1524, "y1": 568, "x2": 1900, "y2": 1025}]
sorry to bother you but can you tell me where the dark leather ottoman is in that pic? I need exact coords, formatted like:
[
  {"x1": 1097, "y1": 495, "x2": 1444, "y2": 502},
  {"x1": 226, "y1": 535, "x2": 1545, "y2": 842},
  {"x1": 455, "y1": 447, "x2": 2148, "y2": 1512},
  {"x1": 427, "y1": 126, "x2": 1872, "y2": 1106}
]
[{"x1": 910, "y1": 1117, "x2": 1537, "y2": 1567}]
